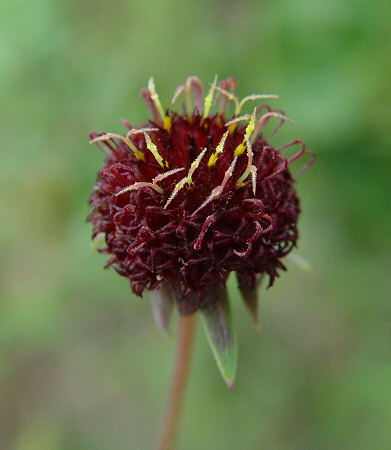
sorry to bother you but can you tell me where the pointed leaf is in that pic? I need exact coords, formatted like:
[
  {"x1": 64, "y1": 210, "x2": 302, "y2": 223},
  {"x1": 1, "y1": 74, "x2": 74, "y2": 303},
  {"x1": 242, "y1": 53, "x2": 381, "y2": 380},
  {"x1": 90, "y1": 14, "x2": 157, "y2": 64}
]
[
  {"x1": 150, "y1": 284, "x2": 174, "y2": 336},
  {"x1": 201, "y1": 286, "x2": 237, "y2": 389}
]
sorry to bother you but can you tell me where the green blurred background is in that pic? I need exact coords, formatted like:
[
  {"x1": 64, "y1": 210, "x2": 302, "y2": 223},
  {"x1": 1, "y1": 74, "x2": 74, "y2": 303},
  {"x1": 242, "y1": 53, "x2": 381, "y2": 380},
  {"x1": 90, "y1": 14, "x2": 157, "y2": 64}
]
[{"x1": 1, "y1": 0, "x2": 390, "y2": 448}]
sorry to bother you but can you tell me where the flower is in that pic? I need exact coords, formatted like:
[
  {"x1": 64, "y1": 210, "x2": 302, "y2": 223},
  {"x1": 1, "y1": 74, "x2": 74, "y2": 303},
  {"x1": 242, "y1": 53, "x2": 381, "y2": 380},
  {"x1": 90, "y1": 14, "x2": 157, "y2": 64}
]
[
  {"x1": 88, "y1": 76, "x2": 314, "y2": 316},
  {"x1": 88, "y1": 76, "x2": 315, "y2": 386}
]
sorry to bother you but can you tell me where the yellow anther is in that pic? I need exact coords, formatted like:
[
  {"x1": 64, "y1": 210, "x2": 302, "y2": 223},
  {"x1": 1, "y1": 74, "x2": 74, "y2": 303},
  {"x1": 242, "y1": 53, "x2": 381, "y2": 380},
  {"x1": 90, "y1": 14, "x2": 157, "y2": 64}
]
[
  {"x1": 234, "y1": 142, "x2": 246, "y2": 156},
  {"x1": 90, "y1": 133, "x2": 144, "y2": 161},
  {"x1": 208, "y1": 131, "x2": 229, "y2": 167},
  {"x1": 215, "y1": 115, "x2": 223, "y2": 127},
  {"x1": 203, "y1": 75, "x2": 218, "y2": 119},
  {"x1": 208, "y1": 154, "x2": 218, "y2": 167},
  {"x1": 233, "y1": 108, "x2": 257, "y2": 156},
  {"x1": 236, "y1": 135, "x2": 257, "y2": 194},
  {"x1": 164, "y1": 148, "x2": 207, "y2": 208},
  {"x1": 228, "y1": 123, "x2": 237, "y2": 134},
  {"x1": 148, "y1": 77, "x2": 166, "y2": 121},
  {"x1": 143, "y1": 132, "x2": 166, "y2": 168},
  {"x1": 245, "y1": 107, "x2": 257, "y2": 139},
  {"x1": 133, "y1": 150, "x2": 145, "y2": 161},
  {"x1": 163, "y1": 114, "x2": 172, "y2": 132}
]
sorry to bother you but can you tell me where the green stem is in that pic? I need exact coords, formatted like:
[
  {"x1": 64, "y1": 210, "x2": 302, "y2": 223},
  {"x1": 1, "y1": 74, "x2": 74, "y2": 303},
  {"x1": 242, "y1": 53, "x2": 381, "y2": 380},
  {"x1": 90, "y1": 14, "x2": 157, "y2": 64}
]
[{"x1": 158, "y1": 313, "x2": 196, "y2": 450}]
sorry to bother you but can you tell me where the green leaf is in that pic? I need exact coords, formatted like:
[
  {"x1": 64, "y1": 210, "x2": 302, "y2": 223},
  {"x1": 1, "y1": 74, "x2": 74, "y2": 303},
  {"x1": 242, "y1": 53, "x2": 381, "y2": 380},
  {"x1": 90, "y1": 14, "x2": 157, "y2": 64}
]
[{"x1": 201, "y1": 286, "x2": 237, "y2": 389}]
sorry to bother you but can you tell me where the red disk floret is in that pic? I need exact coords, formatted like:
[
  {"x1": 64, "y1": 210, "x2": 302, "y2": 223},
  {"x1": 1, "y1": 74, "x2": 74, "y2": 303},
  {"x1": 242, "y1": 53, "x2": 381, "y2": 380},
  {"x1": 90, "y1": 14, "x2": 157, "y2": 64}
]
[{"x1": 88, "y1": 112, "x2": 301, "y2": 313}]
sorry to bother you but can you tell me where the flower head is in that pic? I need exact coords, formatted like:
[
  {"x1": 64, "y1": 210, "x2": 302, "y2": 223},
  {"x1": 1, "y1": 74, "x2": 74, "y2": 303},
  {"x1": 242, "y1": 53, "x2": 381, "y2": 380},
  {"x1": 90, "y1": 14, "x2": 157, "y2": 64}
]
[{"x1": 88, "y1": 76, "x2": 314, "y2": 316}]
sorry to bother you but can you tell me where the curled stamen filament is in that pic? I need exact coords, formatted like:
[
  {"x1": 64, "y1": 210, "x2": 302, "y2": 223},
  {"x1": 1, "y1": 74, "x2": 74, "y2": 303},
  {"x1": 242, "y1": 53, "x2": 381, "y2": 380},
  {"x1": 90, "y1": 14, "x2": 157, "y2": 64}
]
[
  {"x1": 90, "y1": 133, "x2": 144, "y2": 160},
  {"x1": 172, "y1": 76, "x2": 203, "y2": 116},
  {"x1": 214, "y1": 85, "x2": 240, "y2": 112},
  {"x1": 278, "y1": 139, "x2": 315, "y2": 176},
  {"x1": 236, "y1": 94, "x2": 279, "y2": 116},
  {"x1": 217, "y1": 77, "x2": 237, "y2": 115},
  {"x1": 251, "y1": 112, "x2": 297, "y2": 143},
  {"x1": 193, "y1": 213, "x2": 218, "y2": 250},
  {"x1": 259, "y1": 147, "x2": 288, "y2": 183},
  {"x1": 116, "y1": 167, "x2": 184, "y2": 196}
]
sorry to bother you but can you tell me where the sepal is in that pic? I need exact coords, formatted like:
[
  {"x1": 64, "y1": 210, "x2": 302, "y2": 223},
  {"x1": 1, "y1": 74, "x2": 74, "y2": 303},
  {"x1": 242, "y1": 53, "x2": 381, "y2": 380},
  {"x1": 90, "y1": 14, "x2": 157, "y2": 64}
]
[
  {"x1": 150, "y1": 284, "x2": 174, "y2": 336},
  {"x1": 201, "y1": 285, "x2": 237, "y2": 389}
]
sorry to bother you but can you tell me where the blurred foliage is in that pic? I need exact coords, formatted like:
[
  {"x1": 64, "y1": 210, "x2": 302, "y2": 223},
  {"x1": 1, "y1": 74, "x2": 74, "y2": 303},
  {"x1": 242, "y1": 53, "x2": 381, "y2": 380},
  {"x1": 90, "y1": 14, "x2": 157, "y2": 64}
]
[{"x1": 1, "y1": 0, "x2": 391, "y2": 448}]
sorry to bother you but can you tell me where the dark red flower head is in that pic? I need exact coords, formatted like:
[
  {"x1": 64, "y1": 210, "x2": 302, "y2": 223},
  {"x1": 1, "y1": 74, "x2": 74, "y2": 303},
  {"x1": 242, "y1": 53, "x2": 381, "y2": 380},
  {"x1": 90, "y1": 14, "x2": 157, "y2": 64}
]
[{"x1": 88, "y1": 77, "x2": 314, "y2": 315}]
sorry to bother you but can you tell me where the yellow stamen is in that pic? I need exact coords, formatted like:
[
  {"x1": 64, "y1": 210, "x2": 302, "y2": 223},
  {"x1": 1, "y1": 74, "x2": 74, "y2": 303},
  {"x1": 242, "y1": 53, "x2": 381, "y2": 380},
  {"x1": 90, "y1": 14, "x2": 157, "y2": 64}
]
[
  {"x1": 90, "y1": 133, "x2": 144, "y2": 161},
  {"x1": 188, "y1": 148, "x2": 207, "y2": 183},
  {"x1": 208, "y1": 131, "x2": 229, "y2": 167},
  {"x1": 233, "y1": 108, "x2": 257, "y2": 156},
  {"x1": 236, "y1": 135, "x2": 257, "y2": 194},
  {"x1": 116, "y1": 167, "x2": 184, "y2": 196},
  {"x1": 234, "y1": 143, "x2": 246, "y2": 156},
  {"x1": 163, "y1": 114, "x2": 172, "y2": 132},
  {"x1": 143, "y1": 132, "x2": 167, "y2": 168},
  {"x1": 235, "y1": 94, "x2": 278, "y2": 115},
  {"x1": 154, "y1": 167, "x2": 185, "y2": 183},
  {"x1": 148, "y1": 77, "x2": 166, "y2": 122},
  {"x1": 228, "y1": 123, "x2": 237, "y2": 134},
  {"x1": 164, "y1": 148, "x2": 207, "y2": 208},
  {"x1": 193, "y1": 156, "x2": 238, "y2": 215},
  {"x1": 224, "y1": 114, "x2": 252, "y2": 127},
  {"x1": 246, "y1": 108, "x2": 257, "y2": 136},
  {"x1": 116, "y1": 181, "x2": 164, "y2": 195},
  {"x1": 203, "y1": 75, "x2": 218, "y2": 119},
  {"x1": 215, "y1": 85, "x2": 240, "y2": 111},
  {"x1": 126, "y1": 127, "x2": 159, "y2": 136}
]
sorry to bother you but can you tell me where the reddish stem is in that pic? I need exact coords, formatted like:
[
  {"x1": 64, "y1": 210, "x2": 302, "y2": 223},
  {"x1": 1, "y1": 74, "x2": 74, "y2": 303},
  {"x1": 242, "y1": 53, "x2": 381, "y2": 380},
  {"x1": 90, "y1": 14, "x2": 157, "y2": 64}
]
[{"x1": 158, "y1": 313, "x2": 196, "y2": 450}]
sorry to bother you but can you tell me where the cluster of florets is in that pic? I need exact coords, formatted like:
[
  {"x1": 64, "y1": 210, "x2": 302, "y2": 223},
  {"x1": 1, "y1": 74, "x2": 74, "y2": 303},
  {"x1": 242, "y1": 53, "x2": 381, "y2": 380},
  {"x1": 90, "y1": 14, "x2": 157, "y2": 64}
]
[{"x1": 88, "y1": 76, "x2": 314, "y2": 314}]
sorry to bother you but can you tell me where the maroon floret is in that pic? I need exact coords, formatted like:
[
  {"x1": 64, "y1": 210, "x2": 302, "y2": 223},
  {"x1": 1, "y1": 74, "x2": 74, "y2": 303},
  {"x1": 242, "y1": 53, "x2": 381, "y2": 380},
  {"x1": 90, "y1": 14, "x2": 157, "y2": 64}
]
[{"x1": 88, "y1": 78, "x2": 314, "y2": 314}]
